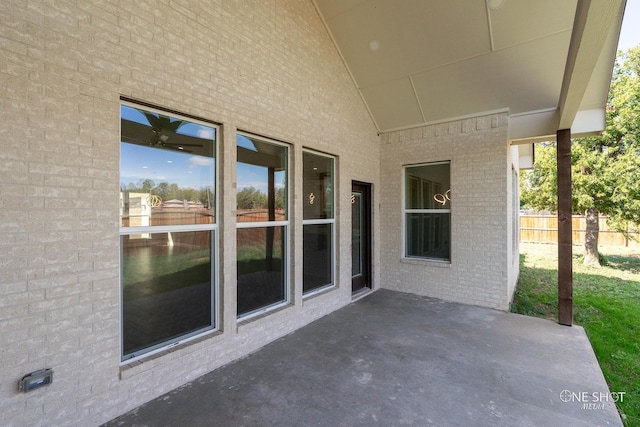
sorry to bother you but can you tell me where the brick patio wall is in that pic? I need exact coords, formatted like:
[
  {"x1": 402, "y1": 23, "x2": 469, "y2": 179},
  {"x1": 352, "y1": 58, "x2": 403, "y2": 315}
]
[
  {"x1": 379, "y1": 114, "x2": 514, "y2": 310},
  {"x1": 0, "y1": 1, "x2": 381, "y2": 426}
]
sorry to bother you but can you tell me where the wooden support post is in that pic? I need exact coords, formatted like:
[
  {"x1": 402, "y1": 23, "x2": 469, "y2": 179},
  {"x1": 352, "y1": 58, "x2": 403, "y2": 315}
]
[{"x1": 557, "y1": 129, "x2": 573, "y2": 326}]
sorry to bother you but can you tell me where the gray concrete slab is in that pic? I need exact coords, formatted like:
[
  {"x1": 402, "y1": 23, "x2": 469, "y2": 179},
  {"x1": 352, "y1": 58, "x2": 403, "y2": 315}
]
[{"x1": 103, "y1": 290, "x2": 623, "y2": 427}]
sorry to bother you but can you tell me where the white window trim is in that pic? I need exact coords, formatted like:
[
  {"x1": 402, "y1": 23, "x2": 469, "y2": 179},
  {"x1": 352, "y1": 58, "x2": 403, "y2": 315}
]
[
  {"x1": 119, "y1": 101, "x2": 219, "y2": 363},
  {"x1": 236, "y1": 220, "x2": 289, "y2": 229},
  {"x1": 302, "y1": 149, "x2": 336, "y2": 296},
  {"x1": 302, "y1": 218, "x2": 334, "y2": 226},
  {"x1": 236, "y1": 233, "x2": 289, "y2": 322},
  {"x1": 121, "y1": 224, "x2": 217, "y2": 234},
  {"x1": 235, "y1": 132, "x2": 290, "y2": 320},
  {"x1": 302, "y1": 219, "x2": 336, "y2": 297},
  {"x1": 402, "y1": 161, "x2": 451, "y2": 262}
]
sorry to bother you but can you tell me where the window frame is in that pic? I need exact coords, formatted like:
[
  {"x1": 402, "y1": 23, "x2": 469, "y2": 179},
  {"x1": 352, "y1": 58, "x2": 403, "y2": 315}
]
[
  {"x1": 119, "y1": 100, "x2": 219, "y2": 363},
  {"x1": 402, "y1": 161, "x2": 451, "y2": 262},
  {"x1": 235, "y1": 131, "x2": 290, "y2": 320},
  {"x1": 511, "y1": 165, "x2": 519, "y2": 258},
  {"x1": 302, "y1": 149, "x2": 336, "y2": 296}
]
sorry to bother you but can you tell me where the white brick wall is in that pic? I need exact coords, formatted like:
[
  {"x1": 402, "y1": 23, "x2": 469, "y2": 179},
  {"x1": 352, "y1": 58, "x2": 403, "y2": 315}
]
[
  {"x1": 379, "y1": 113, "x2": 512, "y2": 310},
  {"x1": 1, "y1": 2, "x2": 520, "y2": 425},
  {"x1": 507, "y1": 145, "x2": 521, "y2": 302},
  {"x1": 0, "y1": 1, "x2": 380, "y2": 426}
]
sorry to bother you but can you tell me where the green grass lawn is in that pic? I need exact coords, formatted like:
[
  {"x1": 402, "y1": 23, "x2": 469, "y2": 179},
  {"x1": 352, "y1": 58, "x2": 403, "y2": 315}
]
[
  {"x1": 511, "y1": 243, "x2": 640, "y2": 426},
  {"x1": 122, "y1": 247, "x2": 211, "y2": 300}
]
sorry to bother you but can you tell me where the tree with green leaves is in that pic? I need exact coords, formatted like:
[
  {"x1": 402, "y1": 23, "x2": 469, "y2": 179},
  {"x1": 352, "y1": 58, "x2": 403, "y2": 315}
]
[
  {"x1": 521, "y1": 46, "x2": 640, "y2": 266},
  {"x1": 141, "y1": 179, "x2": 155, "y2": 192},
  {"x1": 236, "y1": 186, "x2": 268, "y2": 210}
]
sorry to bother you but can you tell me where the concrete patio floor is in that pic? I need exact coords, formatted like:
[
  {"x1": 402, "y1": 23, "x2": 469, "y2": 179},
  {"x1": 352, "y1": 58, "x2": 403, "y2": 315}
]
[{"x1": 103, "y1": 289, "x2": 623, "y2": 427}]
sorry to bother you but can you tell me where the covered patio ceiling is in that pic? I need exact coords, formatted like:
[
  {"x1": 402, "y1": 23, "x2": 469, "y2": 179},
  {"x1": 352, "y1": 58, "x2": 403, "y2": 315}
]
[{"x1": 313, "y1": 0, "x2": 626, "y2": 143}]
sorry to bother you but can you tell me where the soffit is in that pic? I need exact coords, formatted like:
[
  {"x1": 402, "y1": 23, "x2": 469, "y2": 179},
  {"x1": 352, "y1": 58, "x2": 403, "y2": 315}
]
[{"x1": 314, "y1": 0, "x2": 624, "y2": 139}]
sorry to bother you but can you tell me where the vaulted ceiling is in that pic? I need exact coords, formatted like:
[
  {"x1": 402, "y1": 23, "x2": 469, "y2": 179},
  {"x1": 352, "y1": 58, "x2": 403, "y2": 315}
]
[{"x1": 313, "y1": 0, "x2": 625, "y2": 143}]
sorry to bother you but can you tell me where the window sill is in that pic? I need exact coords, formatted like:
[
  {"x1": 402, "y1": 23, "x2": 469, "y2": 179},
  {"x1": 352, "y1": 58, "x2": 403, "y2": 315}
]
[
  {"x1": 302, "y1": 284, "x2": 336, "y2": 301},
  {"x1": 119, "y1": 330, "x2": 221, "y2": 379},
  {"x1": 237, "y1": 300, "x2": 292, "y2": 326},
  {"x1": 400, "y1": 257, "x2": 451, "y2": 268}
]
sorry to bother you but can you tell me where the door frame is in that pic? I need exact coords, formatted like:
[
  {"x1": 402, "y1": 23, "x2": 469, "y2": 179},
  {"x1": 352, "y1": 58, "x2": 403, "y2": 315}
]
[{"x1": 351, "y1": 181, "x2": 372, "y2": 293}]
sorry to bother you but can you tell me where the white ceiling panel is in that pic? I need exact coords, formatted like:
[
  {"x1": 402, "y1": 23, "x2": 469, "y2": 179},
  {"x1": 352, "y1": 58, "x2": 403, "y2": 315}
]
[
  {"x1": 489, "y1": 0, "x2": 577, "y2": 50},
  {"x1": 322, "y1": 0, "x2": 410, "y2": 87},
  {"x1": 313, "y1": 0, "x2": 625, "y2": 137},
  {"x1": 314, "y1": 0, "x2": 368, "y2": 20},
  {"x1": 360, "y1": 78, "x2": 424, "y2": 130},
  {"x1": 392, "y1": 0, "x2": 492, "y2": 76},
  {"x1": 412, "y1": 31, "x2": 571, "y2": 123},
  {"x1": 323, "y1": 0, "x2": 492, "y2": 88}
]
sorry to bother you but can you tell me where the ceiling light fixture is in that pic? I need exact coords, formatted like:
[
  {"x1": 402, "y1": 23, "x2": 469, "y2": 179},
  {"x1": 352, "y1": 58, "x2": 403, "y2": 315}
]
[{"x1": 368, "y1": 40, "x2": 380, "y2": 52}]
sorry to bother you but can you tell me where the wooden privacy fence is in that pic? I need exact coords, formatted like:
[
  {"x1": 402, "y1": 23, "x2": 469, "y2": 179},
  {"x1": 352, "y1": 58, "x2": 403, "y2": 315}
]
[{"x1": 520, "y1": 215, "x2": 640, "y2": 247}]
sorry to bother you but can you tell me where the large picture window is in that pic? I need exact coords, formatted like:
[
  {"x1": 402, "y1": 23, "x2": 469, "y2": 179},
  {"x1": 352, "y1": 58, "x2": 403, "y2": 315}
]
[
  {"x1": 236, "y1": 133, "x2": 289, "y2": 318},
  {"x1": 404, "y1": 162, "x2": 451, "y2": 261},
  {"x1": 119, "y1": 102, "x2": 217, "y2": 361},
  {"x1": 302, "y1": 151, "x2": 335, "y2": 294}
]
